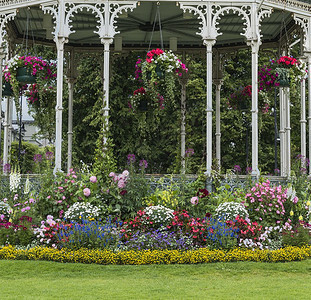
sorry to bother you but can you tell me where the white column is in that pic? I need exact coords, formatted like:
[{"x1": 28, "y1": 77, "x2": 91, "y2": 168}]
[
  {"x1": 67, "y1": 77, "x2": 75, "y2": 172},
  {"x1": 249, "y1": 40, "x2": 260, "y2": 177},
  {"x1": 2, "y1": 96, "x2": 10, "y2": 172},
  {"x1": 279, "y1": 88, "x2": 285, "y2": 176},
  {"x1": 180, "y1": 78, "x2": 187, "y2": 173},
  {"x1": 308, "y1": 54, "x2": 311, "y2": 175},
  {"x1": 300, "y1": 77, "x2": 307, "y2": 164},
  {"x1": 284, "y1": 87, "x2": 291, "y2": 177},
  {"x1": 214, "y1": 79, "x2": 223, "y2": 167},
  {"x1": 66, "y1": 50, "x2": 77, "y2": 172},
  {"x1": 101, "y1": 38, "x2": 112, "y2": 146},
  {"x1": 54, "y1": 38, "x2": 66, "y2": 173},
  {"x1": 203, "y1": 39, "x2": 215, "y2": 176}
]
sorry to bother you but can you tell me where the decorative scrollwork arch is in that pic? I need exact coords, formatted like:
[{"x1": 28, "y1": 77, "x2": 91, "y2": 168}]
[
  {"x1": 294, "y1": 15, "x2": 311, "y2": 52},
  {"x1": 0, "y1": 10, "x2": 16, "y2": 47},
  {"x1": 180, "y1": 4, "x2": 207, "y2": 38},
  {"x1": 257, "y1": 7, "x2": 273, "y2": 41},
  {"x1": 212, "y1": 6, "x2": 251, "y2": 39},
  {"x1": 41, "y1": 4, "x2": 59, "y2": 41},
  {"x1": 109, "y1": 2, "x2": 137, "y2": 37},
  {"x1": 65, "y1": 4, "x2": 104, "y2": 38}
]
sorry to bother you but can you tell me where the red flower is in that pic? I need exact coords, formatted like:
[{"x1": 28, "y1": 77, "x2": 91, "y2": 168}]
[{"x1": 197, "y1": 189, "x2": 210, "y2": 198}]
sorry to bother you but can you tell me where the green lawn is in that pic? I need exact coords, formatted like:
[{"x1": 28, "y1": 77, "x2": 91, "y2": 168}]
[{"x1": 1, "y1": 259, "x2": 311, "y2": 299}]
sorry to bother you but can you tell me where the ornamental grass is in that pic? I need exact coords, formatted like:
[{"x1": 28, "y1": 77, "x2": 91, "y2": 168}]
[{"x1": 1, "y1": 245, "x2": 310, "y2": 265}]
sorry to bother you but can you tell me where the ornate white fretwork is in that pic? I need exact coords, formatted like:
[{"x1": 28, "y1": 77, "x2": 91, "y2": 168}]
[
  {"x1": 294, "y1": 14, "x2": 311, "y2": 52},
  {"x1": 267, "y1": 0, "x2": 311, "y2": 13},
  {"x1": 0, "y1": 10, "x2": 16, "y2": 48},
  {"x1": 42, "y1": 1, "x2": 136, "y2": 43},
  {"x1": 213, "y1": 6, "x2": 251, "y2": 40}
]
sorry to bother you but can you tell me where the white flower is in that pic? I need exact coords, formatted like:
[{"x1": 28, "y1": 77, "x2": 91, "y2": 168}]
[
  {"x1": 9, "y1": 169, "x2": 21, "y2": 192},
  {"x1": 24, "y1": 176, "x2": 31, "y2": 194}
]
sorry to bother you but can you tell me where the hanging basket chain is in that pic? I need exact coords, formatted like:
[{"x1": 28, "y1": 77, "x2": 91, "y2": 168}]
[{"x1": 148, "y1": 2, "x2": 164, "y2": 51}]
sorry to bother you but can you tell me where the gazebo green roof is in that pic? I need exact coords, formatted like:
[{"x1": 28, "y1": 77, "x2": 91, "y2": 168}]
[{"x1": 2, "y1": 1, "x2": 307, "y2": 50}]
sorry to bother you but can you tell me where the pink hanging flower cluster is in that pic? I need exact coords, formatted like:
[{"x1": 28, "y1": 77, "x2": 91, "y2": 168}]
[
  {"x1": 145, "y1": 48, "x2": 164, "y2": 63},
  {"x1": 3, "y1": 55, "x2": 57, "y2": 105},
  {"x1": 131, "y1": 49, "x2": 188, "y2": 111},
  {"x1": 135, "y1": 58, "x2": 143, "y2": 81},
  {"x1": 276, "y1": 56, "x2": 299, "y2": 67},
  {"x1": 258, "y1": 66, "x2": 279, "y2": 91},
  {"x1": 133, "y1": 87, "x2": 146, "y2": 96}
]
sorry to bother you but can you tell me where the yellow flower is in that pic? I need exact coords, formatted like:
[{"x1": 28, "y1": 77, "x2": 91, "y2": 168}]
[
  {"x1": 307, "y1": 201, "x2": 310, "y2": 206},
  {"x1": 79, "y1": 215, "x2": 82, "y2": 219},
  {"x1": 299, "y1": 215, "x2": 303, "y2": 221},
  {"x1": 290, "y1": 211, "x2": 294, "y2": 216}
]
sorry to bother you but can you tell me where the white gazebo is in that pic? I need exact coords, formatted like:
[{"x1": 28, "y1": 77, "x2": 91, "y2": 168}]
[{"x1": 1, "y1": 0, "x2": 311, "y2": 177}]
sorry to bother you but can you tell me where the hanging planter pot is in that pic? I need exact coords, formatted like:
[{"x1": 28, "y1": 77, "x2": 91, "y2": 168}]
[
  {"x1": 138, "y1": 97, "x2": 148, "y2": 112},
  {"x1": 237, "y1": 100, "x2": 248, "y2": 112},
  {"x1": 155, "y1": 65, "x2": 164, "y2": 79},
  {"x1": 2, "y1": 82, "x2": 14, "y2": 96},
  {"x1": 146, "y1": 65, "x2": 165, "y2": 81},
  {"x1": 275, "y1": 67, "x2": 290, "y2": 87},
  {"x1": 16, "y1": 67, "x2": 36, "y2": 84}
]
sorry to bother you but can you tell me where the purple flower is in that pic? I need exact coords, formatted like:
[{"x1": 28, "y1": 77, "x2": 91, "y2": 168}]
[
  {"x1": 45, "y1": 151, "x2": 54, "y2": 160},
  {"x1": 139, "y1": 159, "x2": 148, "y2": 169},
  {"x1": 185, "y1": 148, "x2": 194, "y2": 157},
  {"x1": 274, "y1": 168, "x2": 280, "y2": 175},
  {"x1": 127, "y1": 154, "x2": 136, "y2": 164},
  {"x1": 33, "y1": 154, "x2": 42, "y2": 163},
  {"x1": 233, "y1": 165, "x2": 241, "y2": 173},
  {"x1": 3, "y1": 163, "x2": 11, "y2": 173},
  {"x1": 246, "y1": 167, "x2": 252, "y2": 174}
]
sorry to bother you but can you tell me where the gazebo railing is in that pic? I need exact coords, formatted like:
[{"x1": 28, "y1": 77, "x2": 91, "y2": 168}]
[{"x1": 0, "y1": 173, "x2": 289, "y2": 197}]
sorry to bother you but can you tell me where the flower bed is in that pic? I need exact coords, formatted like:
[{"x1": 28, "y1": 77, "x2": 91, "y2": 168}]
[
  {"x1": 0, "y1": 245, "x2": 310, "y2": 264},
  {"x1": 1, "y1": 154, "x2": 311, "y2": 263}
]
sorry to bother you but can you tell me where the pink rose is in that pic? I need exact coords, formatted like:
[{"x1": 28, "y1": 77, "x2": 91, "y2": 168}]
[
  {"x1": 83, "y1": 188, "x2": 91, "y2": 197},
  {"x1": 90, "y1": 176, "x2": 97, "y2": 183},
  {"x1": 191, "y1": 196, "x2": 199, "y2": 205}
]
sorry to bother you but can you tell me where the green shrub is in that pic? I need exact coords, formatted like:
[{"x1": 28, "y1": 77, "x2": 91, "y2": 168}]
[
  {"x1": 10, "y1": 141, "x2": 42, "y2": 173},
  {"x1": 283, "y1": 224, "x2": 311, "y2": 247}
]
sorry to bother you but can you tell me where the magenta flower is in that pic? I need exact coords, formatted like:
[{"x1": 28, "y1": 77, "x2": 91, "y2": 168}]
[
  {"x1": 45, "y1": 151, "x2": 54, "y2": 160},
  {"x1": 33, "y1": 154, "x2": 42, "y2": 163},
  {"x1": 139, "y1": 159, "x2": 148, "y2": 169},
  {"x1": 185, "y1": 148, "x2": 194, "y2": 157},
  {"x1": 127, "y1": 154, "x2": 136, "y2": 164}
]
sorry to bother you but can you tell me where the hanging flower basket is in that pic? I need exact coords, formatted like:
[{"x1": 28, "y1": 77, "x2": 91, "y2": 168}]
[
  {"x1": 138, "y1": 97, "x2": 148, "y2": 111},
  {"x1": 129, "y1": 87, "x2": 165, "y2": 112},
  {"x1": 3, "y1": 55, "x2": 56, "y2": 114},
  {"x1": 227, "y1": 85, "x2": 251, "y2": 111},
  {"x1": 2, "y1": 81, "x2": 13, "y2": 96},
  {"x1": 133, "y1": 49, "x2": 188, "y2": 108},
  {"x1": 16, "y1": 67, "x2": 36, "y2": 84},
  {"x1": 227, "y1": 85, "x2": 270, "y2": 114}
]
